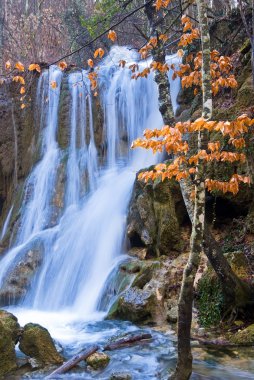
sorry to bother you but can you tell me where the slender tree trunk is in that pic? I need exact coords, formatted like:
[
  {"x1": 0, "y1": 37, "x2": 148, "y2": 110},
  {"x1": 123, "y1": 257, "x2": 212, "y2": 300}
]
[
  {"x1": 0, "y1": 1, "x2": 4, "y2": 72},
  {"x1": 170, "y1": 2, "x2": 212, "y2": 379}
]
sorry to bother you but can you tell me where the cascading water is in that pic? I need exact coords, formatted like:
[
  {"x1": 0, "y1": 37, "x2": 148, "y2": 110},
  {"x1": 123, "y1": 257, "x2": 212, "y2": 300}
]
[
  {"x1": 1, "y1": 47, "x2": 252, "y2": 380},
  {"x1": 22, "y1": 48, "x2": 180, "y2": 312},
  {"x1": 0, "y1": 47, "x2": 180, "y2": 311}
]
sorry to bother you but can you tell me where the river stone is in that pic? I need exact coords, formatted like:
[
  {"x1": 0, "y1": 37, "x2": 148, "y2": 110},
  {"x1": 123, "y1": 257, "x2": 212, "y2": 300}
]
[
  {"x1": 109, "y1": 372, "x2": 132, "y2": 380},
  {"x1": 0, "y1": 311, "x2": 19, "y2": 376},
  {"x1": 86, "y1": 352, "x2": 110, "y2": 370},
  {"x1": 19, "y1": 323, "x2": 63, "y2": 365},
  {"x1": 167, "y1": 306, "x2": 178, "y2": 323}
]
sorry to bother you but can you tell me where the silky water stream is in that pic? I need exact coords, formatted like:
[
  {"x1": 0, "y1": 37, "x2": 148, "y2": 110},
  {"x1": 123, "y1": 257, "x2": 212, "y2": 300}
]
[{"x1": 0, "y1": 48, "x2": 253, "y2": 379}]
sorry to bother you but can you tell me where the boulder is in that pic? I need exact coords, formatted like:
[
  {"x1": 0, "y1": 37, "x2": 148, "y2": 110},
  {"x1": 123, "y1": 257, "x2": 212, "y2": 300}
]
[
  {"x1": 0, "y1": 309, "x2": 20, "y2": 341},
  {"x1": 107, "y1": 254, "x2": 188, "y2": 325},
  {"x1": 107, "y1": 287, "x2": 157, "y2": 323},
  {"x1": 86, "y1": 352, "x2": 110, "y2": 370},
  {"x1": 228, "y1": 324, "x2": 254, "y2": 345},
  {"x1": 167, "y1": 306, "x2": 178, "y2": 323},
  {"x1": 19, "y1": 323, "x2": 63, "y2": 366},
  {"x1": 127, "y1": 176, "x2": 185, "y2": 257},
  {"x1": 0, "y1": 310, "x2": 20, "y2": 376}
]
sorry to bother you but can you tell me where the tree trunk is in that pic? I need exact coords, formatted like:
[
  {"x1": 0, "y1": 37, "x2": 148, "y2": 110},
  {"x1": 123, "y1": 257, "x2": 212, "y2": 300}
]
[{"x1": 170, "y1": 3, "x2": 212, "y2": 378}]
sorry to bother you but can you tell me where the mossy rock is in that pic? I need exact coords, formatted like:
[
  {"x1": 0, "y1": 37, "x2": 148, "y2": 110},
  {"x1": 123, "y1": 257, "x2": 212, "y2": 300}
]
[
  {"x1": 19, "y1": 323, "x2": 63, "y2": 365},
  {"x1": 107, "y1": 287, "x2": 156, "y2": 323},
  {"x1": 224, "y1": 251, "x2": 250, "y2": 279},
  {"x1": 86, "y1": 352, "x2": 110, "y2": 370},
  {"x1": 0, "y1": 309, "x2": 20, "y2": 342},
  {"x1": 228, "y1": 324, "x2": 254, "y2": 345},
  {"x1": 0, "y1": 309, "x2": 19, "y2": 376},
  {"x1": 236, "y1": 75, "x2": 254, "y2": 108}
]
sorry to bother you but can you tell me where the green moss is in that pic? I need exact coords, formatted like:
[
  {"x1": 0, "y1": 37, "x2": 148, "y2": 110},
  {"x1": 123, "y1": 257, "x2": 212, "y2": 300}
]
[
  {"x1": 228, "y1": 323, "x2": 254, "y2": 345},
  {"x1": 19, "y1": 323, "x2": 63, "y2": 365},
  {"x1": 197, "y1": 271, "x2": 224, "y2": 327},
  {"x1": 86, "y1": 352, "x2": 110, "y2": 370},
  {"x1": 237, "y1": 76, "x2": 254, "y2": 108},
  {"x1": 0, "y1": 320, "x2": 17, "y2": 377}
]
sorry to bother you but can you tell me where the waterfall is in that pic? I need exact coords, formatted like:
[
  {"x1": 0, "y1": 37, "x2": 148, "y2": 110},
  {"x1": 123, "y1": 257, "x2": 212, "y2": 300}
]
[{"x1": 0, "y1": 47, "x2": 180, "y2": 317}]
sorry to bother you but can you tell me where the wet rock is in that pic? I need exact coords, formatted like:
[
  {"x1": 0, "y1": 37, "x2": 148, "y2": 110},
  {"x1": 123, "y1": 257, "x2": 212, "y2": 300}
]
[
  {"x1": 109, "y1": 372, "x2": 132, "y2": 380},
  {"x1": 0, "y1": 309, "x2": 20, "y2": 342},
  {"x1": 86, "y1": 352, "x2": 110, "y2": 370},
  {"x1": 127, "y1": 176, "x2": 185, "y2": 257},
  {"x1": 108, "y1": 253, "x2": 188, "y2": 325},
  {"x1": 19, "y1": 323, "x2": 63, "y2": 366},
  {"x1": 167, "y1": 306, "x2": 178, "y2": 323},
  {"x1": 0, "y1": 247, "x2": 43, "y2": 306},
  {"x1": 0, "y1": 310, "x2": 19, "y2": 376},
  {"x1": 107, "y1": 286, "x2": 158, "y2": 324}
]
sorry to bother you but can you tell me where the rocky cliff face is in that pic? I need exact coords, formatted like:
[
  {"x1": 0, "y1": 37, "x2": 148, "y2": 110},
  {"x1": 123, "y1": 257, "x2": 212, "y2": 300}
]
[
  {"x1": 127, "y1": 176, "x2": 187, "y2": 258},
  {"x1": 0, "y1": 74, "x2": 39, "y2": 234}
]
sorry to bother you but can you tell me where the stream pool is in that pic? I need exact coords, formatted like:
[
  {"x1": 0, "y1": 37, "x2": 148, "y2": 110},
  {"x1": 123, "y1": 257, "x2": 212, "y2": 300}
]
[{"x1": 7, "y1": 308, "x2": 254, "y2": 380}]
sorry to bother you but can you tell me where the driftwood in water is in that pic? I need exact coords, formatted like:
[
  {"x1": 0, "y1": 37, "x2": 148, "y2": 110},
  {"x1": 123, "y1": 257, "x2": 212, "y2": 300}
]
[
  {"x1": 46, "y1": 345, "x2": 99, "y2": 378},
  {"x1": 46, "y1": 332, "x2": 152, "y2": 378},
  {"x1": 103, "y1": 333, "x2": 152, "y2": 351}
]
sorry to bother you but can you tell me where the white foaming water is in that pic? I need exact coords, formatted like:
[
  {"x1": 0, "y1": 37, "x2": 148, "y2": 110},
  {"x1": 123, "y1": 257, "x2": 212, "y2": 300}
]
[
  {"x1": 0, "y1": 47, "x2": 181, "y2": 336},
  {"x1": 0, "y1": 205, "x2": 13, "y2": 240}
]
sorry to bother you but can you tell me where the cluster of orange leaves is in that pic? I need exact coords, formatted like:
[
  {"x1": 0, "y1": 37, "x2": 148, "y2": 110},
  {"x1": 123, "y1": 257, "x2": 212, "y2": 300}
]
[
  {"x1": 4, "y1": 59, "x2": 68, "y2": 108},
  {"x1": 132, "y1": 115, "x2": 253, "y2": 195},
  {"x1": 86, "y1": 30, "x2": 117, "y2": 94},
  {"x1": 172, "y1": 17, "x2": 238, "y2": 96},
  {"x1": 178, "y1": 15, "x2": 200, "y2": 48},
  {"x1": 154, "y1": 0, "x2": 171, "y2": 11}
]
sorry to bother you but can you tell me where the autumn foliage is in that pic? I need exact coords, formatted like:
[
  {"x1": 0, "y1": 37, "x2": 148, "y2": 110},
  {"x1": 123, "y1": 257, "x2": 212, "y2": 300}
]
[{"x1": 132, "y1": 115, "x2": 252, "y2": 195}]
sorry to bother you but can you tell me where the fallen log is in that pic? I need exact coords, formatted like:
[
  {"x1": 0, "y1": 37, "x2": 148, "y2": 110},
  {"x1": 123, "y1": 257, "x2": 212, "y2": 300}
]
[
  {"x1": 46, "y1": 332, "x2": 153, "y2": 378},
  {"x1": 46, "y1": 345, "x2": 99, "y2": 378},
  {"x1": 103, "y1": 333, "x2": 152, "y2": 351}
]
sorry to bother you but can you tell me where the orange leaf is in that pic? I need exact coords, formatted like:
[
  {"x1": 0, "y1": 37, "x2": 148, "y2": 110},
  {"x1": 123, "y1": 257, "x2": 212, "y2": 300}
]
[
  {"x1": 50, "y1": 81, "x2": 57, "y2": 89},
  {"x1": 94, "y1": 48, "x2": 105, "y2": 59},
  {"x1": 58, "y1": 61, "x2": 68, "y2": 71},
  {"x1": 119, "y1": 60, "x2": 126, "y2": 68},
  {"x1": 15, "y1": 61, "x2": 25, "y2": 72},
  {"x1": 5, "y1": 60, "x2": 11, "y2": 70},
  {"x1": 87, "y1": 59, "x2": 94, "y2": 68},
  {"x1": 13, "y1": 76, "x2": 25, "y2": 85},
  {"x1": 20, "y1": 86, "x2": 26, "y2": 94},
  {"x1": 20, "y1": 103, "x2": 26, "y2": 109},
  {"x1": 28, "y1": 63, "x2": 41, "y2": 73},
  {"x1": 108, "y1": 30, "x2": 117, "y2": 42}
]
